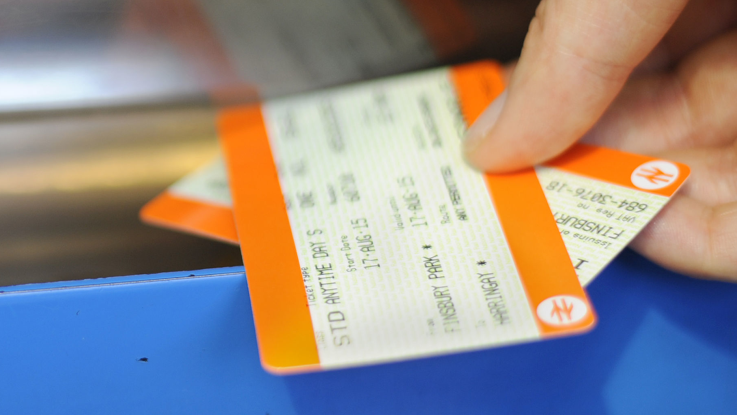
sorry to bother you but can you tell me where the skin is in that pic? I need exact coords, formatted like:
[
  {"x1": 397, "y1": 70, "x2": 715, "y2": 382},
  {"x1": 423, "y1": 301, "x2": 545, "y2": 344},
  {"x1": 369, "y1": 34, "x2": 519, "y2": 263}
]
[{"x1": 463, "y1": 0, "x2": 737, "y2": 281}]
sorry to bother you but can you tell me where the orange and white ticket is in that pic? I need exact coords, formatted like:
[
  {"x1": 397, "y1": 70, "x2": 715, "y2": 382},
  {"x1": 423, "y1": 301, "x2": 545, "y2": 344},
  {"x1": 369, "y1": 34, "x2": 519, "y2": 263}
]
[
  {"x1": 142, "y1": 62, "x2": 688, "y2": 373},
  {"x1": 538, "y1": 145, "x2": 688, "y2": 286},
  {"x1": 219, "y1": 62, "x2": 598, "y2": 373},
  {"x1": 141, "y1": 157, "x2": 238, "y2": 244}
]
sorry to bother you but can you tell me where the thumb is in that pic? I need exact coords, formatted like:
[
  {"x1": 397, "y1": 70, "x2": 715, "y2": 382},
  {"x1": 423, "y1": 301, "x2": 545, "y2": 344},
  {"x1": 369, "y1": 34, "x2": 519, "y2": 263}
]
[{"x1": 463, "y1": 0, "x2": 688, "y2": 172}]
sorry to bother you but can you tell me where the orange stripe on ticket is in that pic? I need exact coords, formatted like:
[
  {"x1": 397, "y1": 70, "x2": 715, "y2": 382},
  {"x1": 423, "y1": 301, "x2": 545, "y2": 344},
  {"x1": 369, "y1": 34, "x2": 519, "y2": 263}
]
[
  {"x1": 451, "y1": 62, "x2": 596, "y2": 336},
  {"x1": 140, "y1": 192, "x2": 239, "y2": 245},
  {"x1": 484, "y1": 172, "x2": 597, "y2": 335},
  {"x1": 450, "y1": 61, "x2": 505, "y2": 127},
  {"x1": 219, "y1": 106, "x2": 320, "y2": 373},
  {"x1": 545, "y1": 144, "x2": 690, "y2": 197}
]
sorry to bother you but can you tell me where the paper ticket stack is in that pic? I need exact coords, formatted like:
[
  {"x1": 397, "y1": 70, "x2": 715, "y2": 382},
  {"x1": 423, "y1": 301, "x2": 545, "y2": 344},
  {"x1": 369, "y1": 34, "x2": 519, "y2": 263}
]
[{"x1": 141, "y1": 61, "x2": 689, "y2": 373}]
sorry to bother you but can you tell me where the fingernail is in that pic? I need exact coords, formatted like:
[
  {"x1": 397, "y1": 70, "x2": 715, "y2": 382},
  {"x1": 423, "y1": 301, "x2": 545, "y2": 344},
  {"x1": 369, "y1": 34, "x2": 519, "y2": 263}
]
[{"x1": 463, "y1": 91, "x2": 507, "y2": 152}]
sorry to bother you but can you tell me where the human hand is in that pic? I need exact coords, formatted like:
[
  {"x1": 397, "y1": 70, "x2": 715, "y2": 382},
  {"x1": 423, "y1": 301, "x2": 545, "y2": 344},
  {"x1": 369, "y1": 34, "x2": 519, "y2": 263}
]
[{"x1": 463, "y1": 0, "x2": 737, "y2": 281}]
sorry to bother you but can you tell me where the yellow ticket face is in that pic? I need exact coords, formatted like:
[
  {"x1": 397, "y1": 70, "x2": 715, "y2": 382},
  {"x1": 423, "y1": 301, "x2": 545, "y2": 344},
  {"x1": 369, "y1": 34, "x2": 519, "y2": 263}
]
[{"x1": 141, "y1": 62, "x2": 688, "y2": 373}]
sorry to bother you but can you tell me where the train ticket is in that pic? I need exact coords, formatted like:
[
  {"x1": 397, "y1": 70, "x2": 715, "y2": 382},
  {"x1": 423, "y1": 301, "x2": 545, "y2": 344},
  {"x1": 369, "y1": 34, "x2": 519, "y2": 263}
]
[
  {"x1": 221, "y1": 61, "x2": 592, "y2": 373},
  {"x1": 141, "y1": 61, "x2": 688, "y2": 373}
]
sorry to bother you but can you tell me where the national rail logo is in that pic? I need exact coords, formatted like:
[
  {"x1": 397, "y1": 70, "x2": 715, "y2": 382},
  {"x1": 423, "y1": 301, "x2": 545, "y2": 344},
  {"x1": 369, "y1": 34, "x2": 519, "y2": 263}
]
[
  {"x1": 536, "y1": 295, "x2": 589, "y2": 326},
  {"x1": 631, "y1": 160, "x2": 680, "y2": 190}
]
